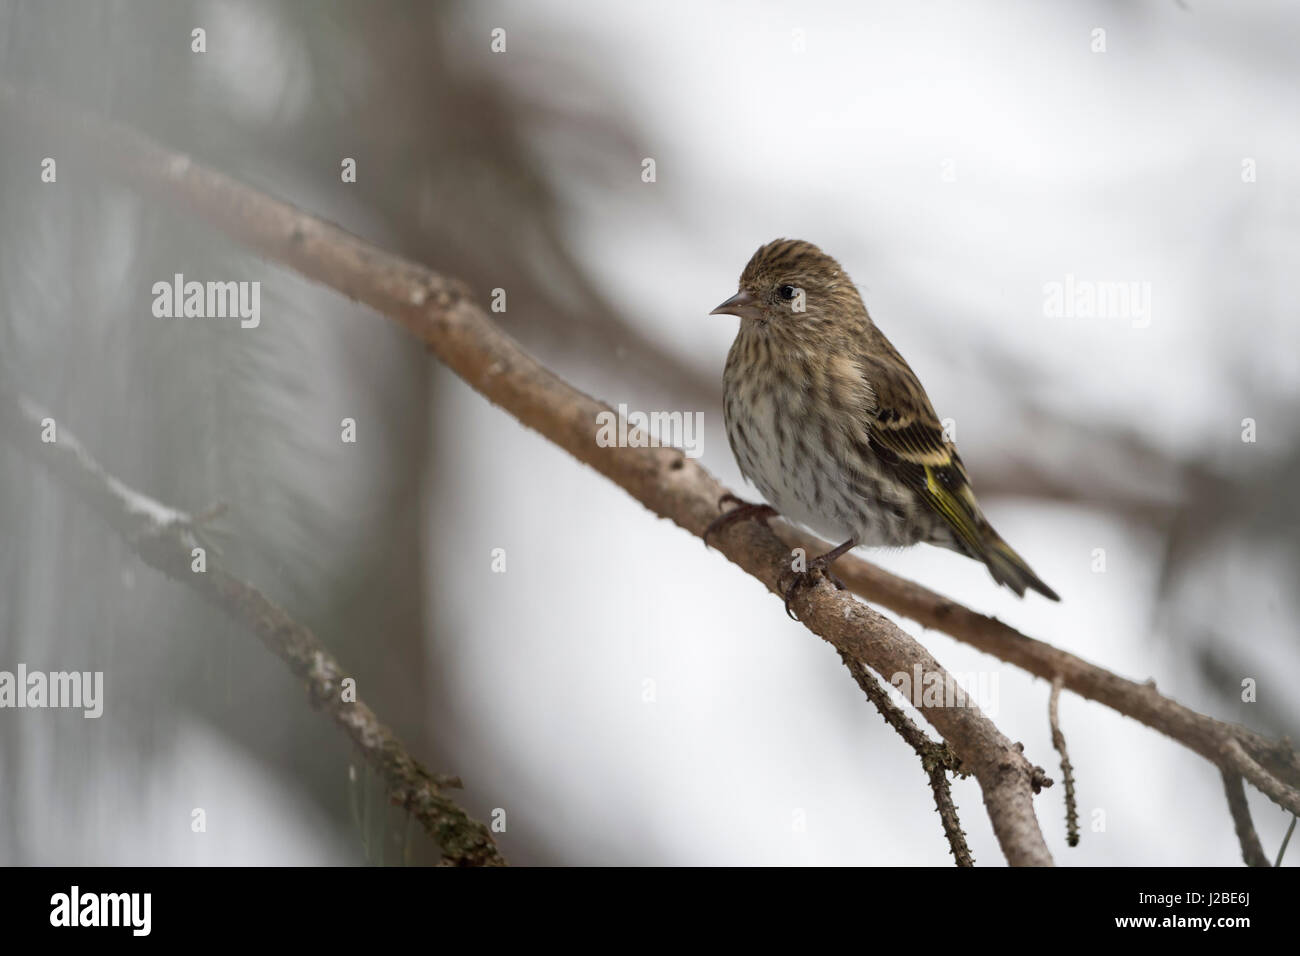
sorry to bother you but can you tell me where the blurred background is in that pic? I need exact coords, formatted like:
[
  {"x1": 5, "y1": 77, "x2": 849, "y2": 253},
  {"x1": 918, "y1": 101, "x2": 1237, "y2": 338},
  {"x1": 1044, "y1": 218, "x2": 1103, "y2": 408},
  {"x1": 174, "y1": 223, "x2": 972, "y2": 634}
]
[{"x1": 0, "y1": 0, "x2": 1296, "y2": 865}]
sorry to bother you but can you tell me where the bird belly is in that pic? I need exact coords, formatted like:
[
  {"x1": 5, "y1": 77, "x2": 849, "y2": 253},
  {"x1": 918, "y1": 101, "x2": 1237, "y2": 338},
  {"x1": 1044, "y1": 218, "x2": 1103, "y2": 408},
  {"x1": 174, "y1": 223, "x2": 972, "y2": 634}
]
[{"x1": 723, "y1": 379, "x2": 921, "y2": 549}]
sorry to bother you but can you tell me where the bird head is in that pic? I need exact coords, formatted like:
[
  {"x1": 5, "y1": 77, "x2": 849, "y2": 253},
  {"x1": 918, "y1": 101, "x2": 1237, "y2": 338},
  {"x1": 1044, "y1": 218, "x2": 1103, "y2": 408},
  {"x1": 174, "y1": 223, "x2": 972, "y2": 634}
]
[{"x1": 710, "y1": 238, "x2": 866, "y2": 331}]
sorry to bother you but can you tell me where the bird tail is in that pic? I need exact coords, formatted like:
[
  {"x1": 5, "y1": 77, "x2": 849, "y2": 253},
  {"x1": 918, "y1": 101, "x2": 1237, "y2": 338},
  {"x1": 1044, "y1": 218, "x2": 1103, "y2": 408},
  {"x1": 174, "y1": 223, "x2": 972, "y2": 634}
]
[
  {"x1": 978, "y1": 529, "x2": 1060, "y2": 601},
  {"x1": 919, "y1": 464, "x2": 1060, "y2": 601}
]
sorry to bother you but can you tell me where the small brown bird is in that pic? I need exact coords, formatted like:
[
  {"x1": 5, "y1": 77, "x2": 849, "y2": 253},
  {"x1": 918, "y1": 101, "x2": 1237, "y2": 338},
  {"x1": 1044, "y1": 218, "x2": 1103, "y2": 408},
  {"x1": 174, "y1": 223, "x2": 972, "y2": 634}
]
[{"x1": 707, "y1": 238, "x2": 1059, "y2": 614}]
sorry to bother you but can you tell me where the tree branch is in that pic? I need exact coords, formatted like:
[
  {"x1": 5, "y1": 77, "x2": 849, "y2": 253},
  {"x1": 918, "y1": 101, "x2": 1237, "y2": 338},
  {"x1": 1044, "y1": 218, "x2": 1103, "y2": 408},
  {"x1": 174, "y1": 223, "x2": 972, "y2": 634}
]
[
  {"x1": 838, "y1": 652, "x2": 975, "y2": 866},
  {"x1": 0, "y1": 386, "x2": 505, "y2": 867},
  {"x1": 1049, "y1": 676, "x2": 1080, "y2": 848},
  {"x1": 1220, "y1": 771, "x2": 1270, "y2": 867}
]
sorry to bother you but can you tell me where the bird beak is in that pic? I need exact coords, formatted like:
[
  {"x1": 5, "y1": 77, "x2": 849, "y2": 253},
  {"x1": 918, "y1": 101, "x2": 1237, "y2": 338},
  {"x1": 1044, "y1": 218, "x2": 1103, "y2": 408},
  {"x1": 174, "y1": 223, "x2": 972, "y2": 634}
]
[{"x1": 710, "y1": 289, "x2": 762, "y2": 321}]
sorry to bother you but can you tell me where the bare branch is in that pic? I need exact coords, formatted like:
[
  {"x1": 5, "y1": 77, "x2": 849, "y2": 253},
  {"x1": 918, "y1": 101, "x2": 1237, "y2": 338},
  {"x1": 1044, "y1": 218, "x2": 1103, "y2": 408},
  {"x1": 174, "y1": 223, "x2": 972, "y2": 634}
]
[
  {"x1": 1220, "y1": 771, "x2": 1270, "y2": 867},
  {"x1": 0, "y1": 387, "x2": 505, "y2": 867},
  {"x1": 838, "y1": 652, "x2": 975, "y2": 866},
  {"x1": 1049, "y1": 677, "x2": 1080, "y2": 848},
  {"x1": 1221, "y1": 737, "x2": 1300, "y2": 819}
]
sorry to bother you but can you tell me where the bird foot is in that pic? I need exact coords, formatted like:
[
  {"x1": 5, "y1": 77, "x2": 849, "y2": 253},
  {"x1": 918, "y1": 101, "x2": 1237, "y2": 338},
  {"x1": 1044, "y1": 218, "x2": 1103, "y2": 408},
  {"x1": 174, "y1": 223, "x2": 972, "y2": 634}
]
[
  {"x1": 780, "y1": 544, "x2": 852, "y2": 620},
  {"x1": 703, "y1": 493, "x2": 778, "y2": 548}
]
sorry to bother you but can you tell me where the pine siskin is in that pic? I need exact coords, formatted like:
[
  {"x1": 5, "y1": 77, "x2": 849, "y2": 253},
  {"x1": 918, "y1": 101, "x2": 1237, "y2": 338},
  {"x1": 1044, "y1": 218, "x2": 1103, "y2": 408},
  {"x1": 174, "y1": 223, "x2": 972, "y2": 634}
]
[{"x1": 707, "y1": 238, "x2": 1059, "y2": 613}]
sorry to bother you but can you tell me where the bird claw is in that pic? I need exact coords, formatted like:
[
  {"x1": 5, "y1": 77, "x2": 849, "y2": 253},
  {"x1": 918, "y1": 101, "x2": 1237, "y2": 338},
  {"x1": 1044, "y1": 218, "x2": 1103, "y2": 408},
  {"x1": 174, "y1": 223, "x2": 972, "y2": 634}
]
[
  {"x1": 780, "y1": 556, "x2": 847, "y2": 620},
  {"x1": 703, "y1": 495, "x2": 778, "y2": 549}
]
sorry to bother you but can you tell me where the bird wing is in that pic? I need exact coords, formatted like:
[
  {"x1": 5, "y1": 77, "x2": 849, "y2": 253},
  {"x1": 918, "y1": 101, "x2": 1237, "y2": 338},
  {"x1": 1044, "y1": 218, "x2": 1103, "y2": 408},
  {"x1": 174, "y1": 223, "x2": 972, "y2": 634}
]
[
  {"x1": 846, "y1": 336, "x2": 1060, "y2": 601},
  {"x1": 858, "y1": 345, "x2": 988, "y2": 559}
]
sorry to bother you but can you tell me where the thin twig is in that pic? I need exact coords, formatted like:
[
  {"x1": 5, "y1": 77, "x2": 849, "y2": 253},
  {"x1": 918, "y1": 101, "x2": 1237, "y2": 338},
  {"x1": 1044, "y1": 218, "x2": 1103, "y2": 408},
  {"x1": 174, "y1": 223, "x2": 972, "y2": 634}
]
[
  {"x1": 1049, "y1": 676, "x2": 1080, "y2": 847},
  {"x1": 838, "y1": 652, "x2": 975, "y2": 866},
  {"x1": 1220, "y1": 771, "x2": 1270, "y2": 867},
  {"x1": 1275, "y1": 815, "x2": 1296, "y2": 867},
  {"x1": 1222, "y1": 737, "x2": 1300, "y2": 818}
]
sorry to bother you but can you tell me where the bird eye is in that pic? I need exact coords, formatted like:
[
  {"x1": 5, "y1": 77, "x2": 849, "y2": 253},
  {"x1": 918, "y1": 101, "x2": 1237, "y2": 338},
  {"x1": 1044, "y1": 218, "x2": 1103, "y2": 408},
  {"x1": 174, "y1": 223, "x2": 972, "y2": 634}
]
[{"x1": 778, "y1": 285, "x2": 797, "y2": 301}]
